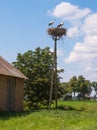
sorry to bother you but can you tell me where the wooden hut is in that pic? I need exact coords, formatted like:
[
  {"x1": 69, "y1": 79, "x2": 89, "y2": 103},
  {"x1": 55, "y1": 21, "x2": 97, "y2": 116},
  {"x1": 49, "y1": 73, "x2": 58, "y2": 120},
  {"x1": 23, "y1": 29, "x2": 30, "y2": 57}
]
[{"x1": 0, "y1": 56, "x2": 27, "y2": 112}]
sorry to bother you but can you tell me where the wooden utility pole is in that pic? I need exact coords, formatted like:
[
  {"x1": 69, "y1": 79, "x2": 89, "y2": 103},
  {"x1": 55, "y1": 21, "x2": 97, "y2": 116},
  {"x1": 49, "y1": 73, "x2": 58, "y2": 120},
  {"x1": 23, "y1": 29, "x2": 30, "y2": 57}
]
[
  {"x1": 47, "y1": 27, "x2": 67, "y2": 109},
  {"x1": 54, "y1": 37, "x2": 57, "y2": 108},
  {"x1": 49, "y1": 36, "x2": 59, "y2": 109}
]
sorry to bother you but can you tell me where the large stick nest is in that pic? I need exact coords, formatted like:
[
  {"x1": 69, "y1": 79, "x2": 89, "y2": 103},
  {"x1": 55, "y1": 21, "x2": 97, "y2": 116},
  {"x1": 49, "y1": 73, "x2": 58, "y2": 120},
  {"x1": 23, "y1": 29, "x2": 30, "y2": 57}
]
[{"x1": 47, "y1": 27, "x2": 67, "y2": 38}]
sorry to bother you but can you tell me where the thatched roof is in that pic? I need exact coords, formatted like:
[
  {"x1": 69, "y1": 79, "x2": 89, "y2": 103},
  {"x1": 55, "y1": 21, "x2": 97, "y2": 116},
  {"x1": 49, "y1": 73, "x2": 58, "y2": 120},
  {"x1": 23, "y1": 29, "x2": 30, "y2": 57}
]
[
  {"x1": 47, "y1": 27, "x2": 66, "y2": 38},
  {"x1": 0, "y1": 56, "x2": 27, "y2": 79}
]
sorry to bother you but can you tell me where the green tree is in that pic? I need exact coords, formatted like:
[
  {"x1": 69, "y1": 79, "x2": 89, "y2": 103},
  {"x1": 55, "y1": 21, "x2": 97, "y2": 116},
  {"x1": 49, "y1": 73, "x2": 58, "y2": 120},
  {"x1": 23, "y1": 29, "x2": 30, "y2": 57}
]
[
  {"x1": 58, "y1": 82, "x2": 69, "y2": 98},
  {"x1": 13, "y1": 47, "x2": 54, "y2": 109},
  {"x1": 77, "y1": 75, "x2": 91, "y2": 99},
  {"x1": 92, "y1": 81, "x2": 97, "y2": 93},
  {"x1": 68, "y1": 76, "x2": 78, "y2": 99}
]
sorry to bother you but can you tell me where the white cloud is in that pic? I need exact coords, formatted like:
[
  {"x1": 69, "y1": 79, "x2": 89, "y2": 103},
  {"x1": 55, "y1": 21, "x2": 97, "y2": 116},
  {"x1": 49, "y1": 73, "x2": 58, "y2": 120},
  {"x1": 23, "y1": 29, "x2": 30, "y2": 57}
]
[
  {"x1": 73, "y1": 42, "x2": 87, "y2": 53},
  {"x1": 82, "y1": 13, "x2": 97, "y2": 36},
  {"x1": 65, "y1": 51, "x2": 78, "y2": 63},
  {"x1": 49, "y1": 2, "x2": 91, "y2": 21},
  {"x1": 65, "y1": 36, "x2": 97, "y2": 63},
  {"x1": 48, "y1": 2, "x2": 91, "y2": 39},
  {"x1": 48, "y1": 2, "x2": 97, "y2": 80},
  {"x1": 67, "y1": 27, "x2": 79, "y2": 38},
  {"x1": 64, "y1": 11, "x2": 97, "y2": 73},
  {"x1": 84, "y1": 36, "x2": 97, "y2": 52}
]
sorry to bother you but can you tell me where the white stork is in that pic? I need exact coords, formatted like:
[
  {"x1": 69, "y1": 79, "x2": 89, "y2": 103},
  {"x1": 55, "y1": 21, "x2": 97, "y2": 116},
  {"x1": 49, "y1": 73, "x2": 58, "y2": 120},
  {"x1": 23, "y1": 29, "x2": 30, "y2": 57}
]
[
  {"x1": 48, "y1": 19, "x2": 55, "y2": 27},
  {"x1": 57, "y1": 22, "x2": 64, "y2": 28}
]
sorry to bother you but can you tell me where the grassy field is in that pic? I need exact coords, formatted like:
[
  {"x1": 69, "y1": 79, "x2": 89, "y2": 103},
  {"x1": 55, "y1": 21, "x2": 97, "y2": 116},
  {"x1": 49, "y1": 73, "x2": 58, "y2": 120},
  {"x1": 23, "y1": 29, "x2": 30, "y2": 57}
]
[{"x1": 0, "y1": 101, "x2": 97, "y2": 130}]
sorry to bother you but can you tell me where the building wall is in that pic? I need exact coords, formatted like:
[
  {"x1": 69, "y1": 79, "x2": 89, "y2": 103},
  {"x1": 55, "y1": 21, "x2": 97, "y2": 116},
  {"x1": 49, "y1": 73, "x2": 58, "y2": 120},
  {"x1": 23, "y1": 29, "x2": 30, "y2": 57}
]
[
  {"x1": 14, "y1": 78, "x2": 24, "y2": 111},
  {"x1": 0, "y1": 75, "x2": 24, "y2": 111},
  {"x1": 0, "y1": 75, "x2": 7, "y2": 111}
]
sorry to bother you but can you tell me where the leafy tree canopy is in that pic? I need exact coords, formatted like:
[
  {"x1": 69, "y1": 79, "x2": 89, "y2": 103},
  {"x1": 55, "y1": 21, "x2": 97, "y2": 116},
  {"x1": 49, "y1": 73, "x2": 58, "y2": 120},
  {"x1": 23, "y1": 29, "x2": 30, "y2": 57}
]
[{"x1": 13, "y1": 47, "x2": 63, "y2": 109}]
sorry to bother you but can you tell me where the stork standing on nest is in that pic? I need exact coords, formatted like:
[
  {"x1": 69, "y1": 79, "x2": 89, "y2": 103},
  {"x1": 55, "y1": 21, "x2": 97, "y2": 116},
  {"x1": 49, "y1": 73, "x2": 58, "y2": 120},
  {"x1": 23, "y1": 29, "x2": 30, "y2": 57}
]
[
  {"x1": 48, "y1": 19, "x2": 55, "y2": 27},
  {"x1": 57, "y1": 22, "x2": 64, "y2": 28}
]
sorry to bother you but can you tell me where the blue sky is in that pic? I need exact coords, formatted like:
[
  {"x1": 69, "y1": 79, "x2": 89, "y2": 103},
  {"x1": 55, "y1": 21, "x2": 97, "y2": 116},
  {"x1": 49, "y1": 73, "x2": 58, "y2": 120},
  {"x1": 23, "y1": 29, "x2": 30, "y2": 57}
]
[{"x1": 0, "y1": 0, "x2": 97, "y2": 82}]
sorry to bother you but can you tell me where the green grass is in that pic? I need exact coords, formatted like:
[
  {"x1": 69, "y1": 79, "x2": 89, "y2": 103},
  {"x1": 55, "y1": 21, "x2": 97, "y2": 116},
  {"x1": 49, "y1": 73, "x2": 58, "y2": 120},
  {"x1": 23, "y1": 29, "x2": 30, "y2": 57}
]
[{"x1": 0, "y1": 101, "x2": 97, "y2": 130}]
